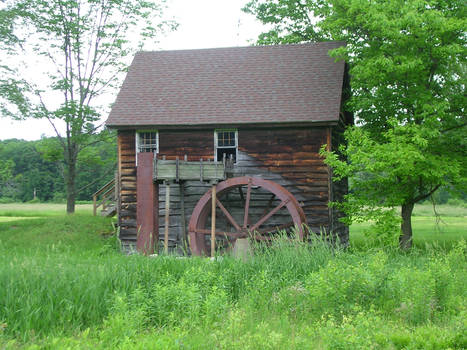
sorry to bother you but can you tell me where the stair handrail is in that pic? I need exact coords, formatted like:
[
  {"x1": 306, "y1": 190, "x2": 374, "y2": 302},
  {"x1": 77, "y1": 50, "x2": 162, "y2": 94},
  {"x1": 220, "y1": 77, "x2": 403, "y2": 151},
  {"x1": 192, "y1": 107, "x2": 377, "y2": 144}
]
[{"x1": 93, "y1": 178, "x2": 116, "y2": 216}]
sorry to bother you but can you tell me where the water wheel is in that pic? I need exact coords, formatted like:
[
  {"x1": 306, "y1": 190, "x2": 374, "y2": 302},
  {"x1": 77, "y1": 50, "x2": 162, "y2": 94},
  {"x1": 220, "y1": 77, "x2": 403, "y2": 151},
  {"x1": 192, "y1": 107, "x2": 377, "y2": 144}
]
[{"x1": 188, "y1": 176, "x2": 307, "y2": 256}]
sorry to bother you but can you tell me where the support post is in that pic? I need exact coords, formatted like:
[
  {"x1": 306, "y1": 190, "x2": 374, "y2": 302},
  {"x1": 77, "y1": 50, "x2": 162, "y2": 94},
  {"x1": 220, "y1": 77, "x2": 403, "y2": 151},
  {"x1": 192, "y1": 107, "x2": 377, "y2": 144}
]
[
  {"x1": 136, "y1": 152, "x2": 157, "y2": 255},
  {"x1": 180, "y1": 182, "x2": 188, "y2": 253},
  {"x1": 211, "y1": 183, "x2": 216, "y2": 257},
  {"x1": 164, "y1": 181, "x2": 170, "y2": 254}
]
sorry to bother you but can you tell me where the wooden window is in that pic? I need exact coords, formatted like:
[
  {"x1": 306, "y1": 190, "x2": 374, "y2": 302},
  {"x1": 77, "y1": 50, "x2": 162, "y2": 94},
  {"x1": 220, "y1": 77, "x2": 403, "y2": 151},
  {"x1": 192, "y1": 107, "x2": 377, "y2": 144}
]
[
  {"x1": 135, "y1": 131, "x2": 158, "y2": 165},
  {"x1": 215, "y1": 129, "x2": 237, "y2": 162}
]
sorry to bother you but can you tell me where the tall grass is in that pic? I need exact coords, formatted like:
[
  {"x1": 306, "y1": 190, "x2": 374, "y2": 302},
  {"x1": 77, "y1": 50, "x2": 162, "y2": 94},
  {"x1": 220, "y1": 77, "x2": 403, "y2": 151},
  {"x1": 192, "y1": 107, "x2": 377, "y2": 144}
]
[{"x1": 0, "y1": 209, "x2": 466, "y2": 349}]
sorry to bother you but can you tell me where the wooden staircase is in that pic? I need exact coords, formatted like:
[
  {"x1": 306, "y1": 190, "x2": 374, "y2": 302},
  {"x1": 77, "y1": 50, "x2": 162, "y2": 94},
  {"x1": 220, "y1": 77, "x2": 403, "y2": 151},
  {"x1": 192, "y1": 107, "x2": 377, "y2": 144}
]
[{"x1": 93, "y1": 177, "x2": 117, "y2": 217}]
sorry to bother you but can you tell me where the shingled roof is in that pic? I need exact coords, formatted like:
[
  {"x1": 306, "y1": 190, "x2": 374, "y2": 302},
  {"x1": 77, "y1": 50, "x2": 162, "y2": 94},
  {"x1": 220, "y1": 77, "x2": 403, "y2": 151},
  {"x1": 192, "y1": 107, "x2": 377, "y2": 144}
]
[{"x1": 106, "y1": 42, "x2": 345, "y2": 127}]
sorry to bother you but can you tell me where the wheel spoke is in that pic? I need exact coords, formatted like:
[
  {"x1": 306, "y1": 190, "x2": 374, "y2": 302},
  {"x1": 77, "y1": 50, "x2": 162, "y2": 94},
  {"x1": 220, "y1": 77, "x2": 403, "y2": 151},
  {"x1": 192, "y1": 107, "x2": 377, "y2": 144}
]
[
  {"x1": 243, "y1": 179, "x2": 252, "y2": 229},
  {"x1": 250, "y1": 198, "x2": 290, "y2": 232},
  {"x1": 215, "y1": 198, "x2": 242, "y2": 231},
  {"x1": 260, "y1": 193, "x2": 276, "y2": 218}
]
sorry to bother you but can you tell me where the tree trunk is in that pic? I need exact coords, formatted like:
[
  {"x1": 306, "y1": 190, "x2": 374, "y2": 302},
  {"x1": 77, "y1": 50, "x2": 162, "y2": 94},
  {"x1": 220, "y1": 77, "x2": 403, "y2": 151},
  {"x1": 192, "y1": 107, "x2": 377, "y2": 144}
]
[
  {"x1": 400, "y1": 202, "x2": 415, "y2": 250},
  {"x1": 66, "y1": 159, "x2": 76, "y2": 214}
]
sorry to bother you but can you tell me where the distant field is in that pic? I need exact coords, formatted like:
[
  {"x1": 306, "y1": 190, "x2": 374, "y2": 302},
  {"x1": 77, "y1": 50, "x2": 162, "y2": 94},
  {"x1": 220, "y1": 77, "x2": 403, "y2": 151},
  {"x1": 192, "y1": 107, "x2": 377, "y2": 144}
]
[
  {"x1": 350, "y1": 203, "x2": 466, "y2": 249},
  {"x1": 412, "y1": 203, "x2": 466, "y2": 217},
  {"x1": 0, "y1": 216, "x2": 40, "y2": 222},
  {"x1": 1, "y1": 202, "x2": 464, "y2": 217},
  {"x1": 0, "y1": 203, "x2": 93, "y2": 217},
  {"x1": 351, "y1": 216, "x2": 467, "y2": 249},
  {"x1": 0, "y1": 203, "x2": 465, "y2": 248}
]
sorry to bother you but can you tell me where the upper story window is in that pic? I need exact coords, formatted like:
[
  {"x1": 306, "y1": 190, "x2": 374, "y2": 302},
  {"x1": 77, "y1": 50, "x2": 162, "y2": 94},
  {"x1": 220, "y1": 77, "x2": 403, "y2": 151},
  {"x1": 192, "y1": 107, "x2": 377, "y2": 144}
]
[
  {"x1": 215, "y1": 129, "x2": 237, "y2": 162},
  {"x1": 136, "y1": 131, "x2": 158, "y2": 154}
]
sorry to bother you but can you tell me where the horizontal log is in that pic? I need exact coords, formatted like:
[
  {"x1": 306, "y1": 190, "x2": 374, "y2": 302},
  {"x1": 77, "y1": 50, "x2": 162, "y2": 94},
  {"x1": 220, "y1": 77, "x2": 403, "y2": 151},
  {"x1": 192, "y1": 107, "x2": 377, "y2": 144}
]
[
  {"x1": 121, "y1": 160, "x2": 136, "y2": 167},
  {"x1": 121, "y1": 175, "x2": 137, "y2": 182},
  {"x1": 120, "y1": 219, "x2": 137, "y2": 228},
  {"x1": 121, "y1": 154, "x2": 136, "y2": 161},
  {"x1": 120, "y1": 210, "x2": 136, "y2": 217},
  {"x1": 120, "y1": 227, "x2": 137, "y2": 236},
  {"x1": 120, "y1": 191, "x2": 136, "y2": 197},
  {"x1": 269, "y1": 167, "x2": 328, "y2": 173},
  {"x1": 120, "y1": 149, "x2": 136, "y2": 157},
  {"x1": 247, "y1": 152, "x2": 323, "y2": 161},
  {"x1": 237, "y1": 144, "x2": 323, "y2": 154},
  {"x1": 118, "y1": 140, "x2": 135, "y2": 148}
]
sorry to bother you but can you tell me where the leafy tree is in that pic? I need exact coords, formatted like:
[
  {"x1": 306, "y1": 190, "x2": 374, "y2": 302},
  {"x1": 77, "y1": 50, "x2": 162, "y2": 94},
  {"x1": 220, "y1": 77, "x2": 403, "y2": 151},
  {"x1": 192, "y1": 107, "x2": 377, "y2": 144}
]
[
  {"x1": 0, "y1": 159, "x2": 14, "y2": 189},
  {"x1": 0, "y1": 139, "x2": 62, "y2": 201},
  {"x1": 245, "y1": 0, "x2": 467, "y2": 248},
  {"x1": 0, "y1": 136, "x2": 116, "y2": 202},
  {"x1": 0, "y1": 0, "x2": 176, "y2": 213}
]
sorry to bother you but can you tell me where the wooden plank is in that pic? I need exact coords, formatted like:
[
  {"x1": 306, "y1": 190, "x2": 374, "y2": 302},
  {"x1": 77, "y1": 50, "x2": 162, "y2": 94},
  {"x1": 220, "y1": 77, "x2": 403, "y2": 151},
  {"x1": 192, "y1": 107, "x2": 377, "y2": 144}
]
[
  {"x1": 136, "y1": 152, "x2": 156, "y2": 255},
  {"x1": 211, "y1": 185, "x2": 216, "y2": 257},
  {"x1": 154, "y1": 159, "x2": 227, "y2": 181},
  {"x1": 180, "y1": 182, "x2": 188, "y2": 252},
  {"x1": 164, "y1": 182, "x2": 170, "y2": 254}
]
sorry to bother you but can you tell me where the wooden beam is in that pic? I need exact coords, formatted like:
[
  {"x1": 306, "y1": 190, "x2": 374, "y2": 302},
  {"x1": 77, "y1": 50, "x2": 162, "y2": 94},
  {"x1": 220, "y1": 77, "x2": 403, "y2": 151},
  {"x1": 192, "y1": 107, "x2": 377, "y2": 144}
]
[
  {"x1": 136, "y1": 152, "x2": 156, "y2": 255},
  {"x1": 180, "y1": 182, "x2": 188, "y2": 253},
  {"x1": 211, "y1": 184, "x2": 216, "y2": 257},
  {"x1": 164, "y1": 181, "x2": 170, "y2": 254}
]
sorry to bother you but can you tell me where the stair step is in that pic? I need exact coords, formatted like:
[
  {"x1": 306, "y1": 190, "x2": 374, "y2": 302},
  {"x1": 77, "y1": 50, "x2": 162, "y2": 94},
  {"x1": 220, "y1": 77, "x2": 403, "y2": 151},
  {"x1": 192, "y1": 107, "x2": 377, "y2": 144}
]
[{"x1": 100, "y1": 204, "x2": 117, "y2": 217}]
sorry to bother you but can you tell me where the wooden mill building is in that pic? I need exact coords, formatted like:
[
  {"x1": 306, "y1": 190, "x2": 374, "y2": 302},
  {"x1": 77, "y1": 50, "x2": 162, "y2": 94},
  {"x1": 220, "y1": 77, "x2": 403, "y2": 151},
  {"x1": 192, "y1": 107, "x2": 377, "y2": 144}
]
[{"x1": 106, "y1": 42, "x2": 352, "y2": 254}]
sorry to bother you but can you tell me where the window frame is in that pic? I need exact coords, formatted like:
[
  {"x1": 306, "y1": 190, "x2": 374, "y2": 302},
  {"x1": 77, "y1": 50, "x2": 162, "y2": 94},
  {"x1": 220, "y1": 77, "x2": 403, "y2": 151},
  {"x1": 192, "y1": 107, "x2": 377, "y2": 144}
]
[
  {"x1": 135, "y1": 130, "x2": 159, "y2": 165},
  {"x1": 214, "y1": 129, "x2": 238, "y2": 163}
]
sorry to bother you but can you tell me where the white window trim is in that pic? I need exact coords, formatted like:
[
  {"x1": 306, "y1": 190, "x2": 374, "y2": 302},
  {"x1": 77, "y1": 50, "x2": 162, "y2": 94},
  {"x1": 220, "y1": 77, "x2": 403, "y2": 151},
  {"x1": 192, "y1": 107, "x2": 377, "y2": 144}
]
[
  {"x1": 135, "y1": 130, "x2": 159, "y2": 165},
  {"x1": 214, "y1": 129, "x2": 238, "y2": 163}
]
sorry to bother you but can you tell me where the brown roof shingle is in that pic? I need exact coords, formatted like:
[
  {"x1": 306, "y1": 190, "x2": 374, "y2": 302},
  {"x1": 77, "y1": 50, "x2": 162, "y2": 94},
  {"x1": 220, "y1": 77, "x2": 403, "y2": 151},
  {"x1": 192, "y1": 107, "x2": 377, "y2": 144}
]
[{"x1": 106, "y1": 42, "x2": 345, "y2": 127}]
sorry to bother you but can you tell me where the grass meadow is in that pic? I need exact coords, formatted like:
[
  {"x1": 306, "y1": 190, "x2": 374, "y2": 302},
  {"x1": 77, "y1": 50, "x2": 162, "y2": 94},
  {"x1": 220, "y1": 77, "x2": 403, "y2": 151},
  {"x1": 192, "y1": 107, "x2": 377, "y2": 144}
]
[{"x1": 0, "y1": 203, "x2": 465, "y2": 349}]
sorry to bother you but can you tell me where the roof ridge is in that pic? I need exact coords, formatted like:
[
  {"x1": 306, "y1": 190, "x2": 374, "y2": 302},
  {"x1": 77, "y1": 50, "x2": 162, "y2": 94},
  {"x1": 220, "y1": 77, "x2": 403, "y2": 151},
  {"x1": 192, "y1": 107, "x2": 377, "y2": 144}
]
[{"x1": 137, "y1": 41, "x2": 346, "y2": 55}]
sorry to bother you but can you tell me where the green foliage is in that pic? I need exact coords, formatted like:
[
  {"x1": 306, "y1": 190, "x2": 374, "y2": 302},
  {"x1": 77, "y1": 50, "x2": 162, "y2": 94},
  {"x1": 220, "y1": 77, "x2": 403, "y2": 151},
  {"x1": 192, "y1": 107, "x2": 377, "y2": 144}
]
[
  {"x1": 0, "y1": 209, "x2": 466, "y2": 348},
  {"x1": 0, "y1": 197, "x2": 15, "y2": 204},
  {"x1": 0, "y1": 159, "x2": 14, "y2": 184},
  {"x1": 0, "y1": 8, "x2": 19, "y2": 49},
  {"x1": 245, "y1": 0, "x2": 467, "y2": 247},
  {"x1": 0, "y1": 139, "x2": 60, "y2": 201},
  {"x1": 243, "y1": 0, "x2": 327, "y2": 44},
  {"x1": 351, "y1": 215, "x2": 467, "y2": 251},
  {"x1": 0, "y1": 136, "x2": 116, "y2": 202},
  {"x1": 0, "y1": 0, "x2": 176, "y2": 213},
  {"x1": 0, "y1": 159, "x2": 15, "y2": 201}
]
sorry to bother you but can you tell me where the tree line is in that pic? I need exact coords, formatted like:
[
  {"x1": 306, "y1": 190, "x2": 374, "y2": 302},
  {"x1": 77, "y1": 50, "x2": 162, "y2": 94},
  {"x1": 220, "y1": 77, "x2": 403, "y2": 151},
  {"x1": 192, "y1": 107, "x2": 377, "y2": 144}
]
[{"x1": 0, "y1": 132, "x2": 116, "y2": 203}]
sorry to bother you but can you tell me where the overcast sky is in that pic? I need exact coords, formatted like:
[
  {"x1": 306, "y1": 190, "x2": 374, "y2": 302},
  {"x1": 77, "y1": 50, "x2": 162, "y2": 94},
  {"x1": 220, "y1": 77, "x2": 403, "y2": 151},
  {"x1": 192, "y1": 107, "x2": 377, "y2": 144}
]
[{"x1": 0, "y1": 0, "x2": 265, "y2": 141}]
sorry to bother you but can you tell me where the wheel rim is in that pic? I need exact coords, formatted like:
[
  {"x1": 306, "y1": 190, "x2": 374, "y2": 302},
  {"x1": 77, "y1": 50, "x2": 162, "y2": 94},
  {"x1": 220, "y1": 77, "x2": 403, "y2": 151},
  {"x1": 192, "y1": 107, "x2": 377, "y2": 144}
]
[{"x1": 188, "y1": 176, "x2": 307, "y2": 256}]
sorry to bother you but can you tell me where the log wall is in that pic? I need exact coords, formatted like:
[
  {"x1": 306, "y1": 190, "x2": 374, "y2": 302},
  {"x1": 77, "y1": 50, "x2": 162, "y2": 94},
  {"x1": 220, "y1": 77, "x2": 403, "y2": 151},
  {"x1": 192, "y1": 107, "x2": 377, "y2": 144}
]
[
  {"x1": 116, "y1": 126, "x2": 348, "y2": 253},
  {"x1": 117, "y1": 130, "x2": 138, "y2": 252}
]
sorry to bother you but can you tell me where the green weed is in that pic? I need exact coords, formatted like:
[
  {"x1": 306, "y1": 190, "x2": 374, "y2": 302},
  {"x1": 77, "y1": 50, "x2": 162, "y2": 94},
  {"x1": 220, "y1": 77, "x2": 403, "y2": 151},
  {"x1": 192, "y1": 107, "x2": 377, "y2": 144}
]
[{"x1": 0, "y1": 207, "x2": 465, "y2": 349}]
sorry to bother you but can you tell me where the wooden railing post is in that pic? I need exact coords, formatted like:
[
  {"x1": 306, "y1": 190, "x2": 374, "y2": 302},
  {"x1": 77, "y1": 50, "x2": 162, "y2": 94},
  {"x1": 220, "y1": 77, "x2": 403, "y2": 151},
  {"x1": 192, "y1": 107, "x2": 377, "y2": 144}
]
[{"x1": 92, "y1": 178, "x2": 116, "y2": 216}]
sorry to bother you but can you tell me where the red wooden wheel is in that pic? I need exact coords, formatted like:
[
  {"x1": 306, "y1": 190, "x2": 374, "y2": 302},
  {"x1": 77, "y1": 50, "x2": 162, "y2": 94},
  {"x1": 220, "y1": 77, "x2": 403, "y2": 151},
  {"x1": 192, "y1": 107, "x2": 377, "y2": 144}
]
[{"x1": 188, "y1": 176, "x2": 307, "y2": 256}]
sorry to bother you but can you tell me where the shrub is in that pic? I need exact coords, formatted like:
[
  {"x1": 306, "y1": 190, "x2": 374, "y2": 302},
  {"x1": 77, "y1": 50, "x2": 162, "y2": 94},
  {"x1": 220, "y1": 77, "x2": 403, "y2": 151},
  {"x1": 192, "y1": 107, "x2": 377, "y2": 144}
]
[{"x1": 0, "y1": 197, "x2": 15, "y2": 204}]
